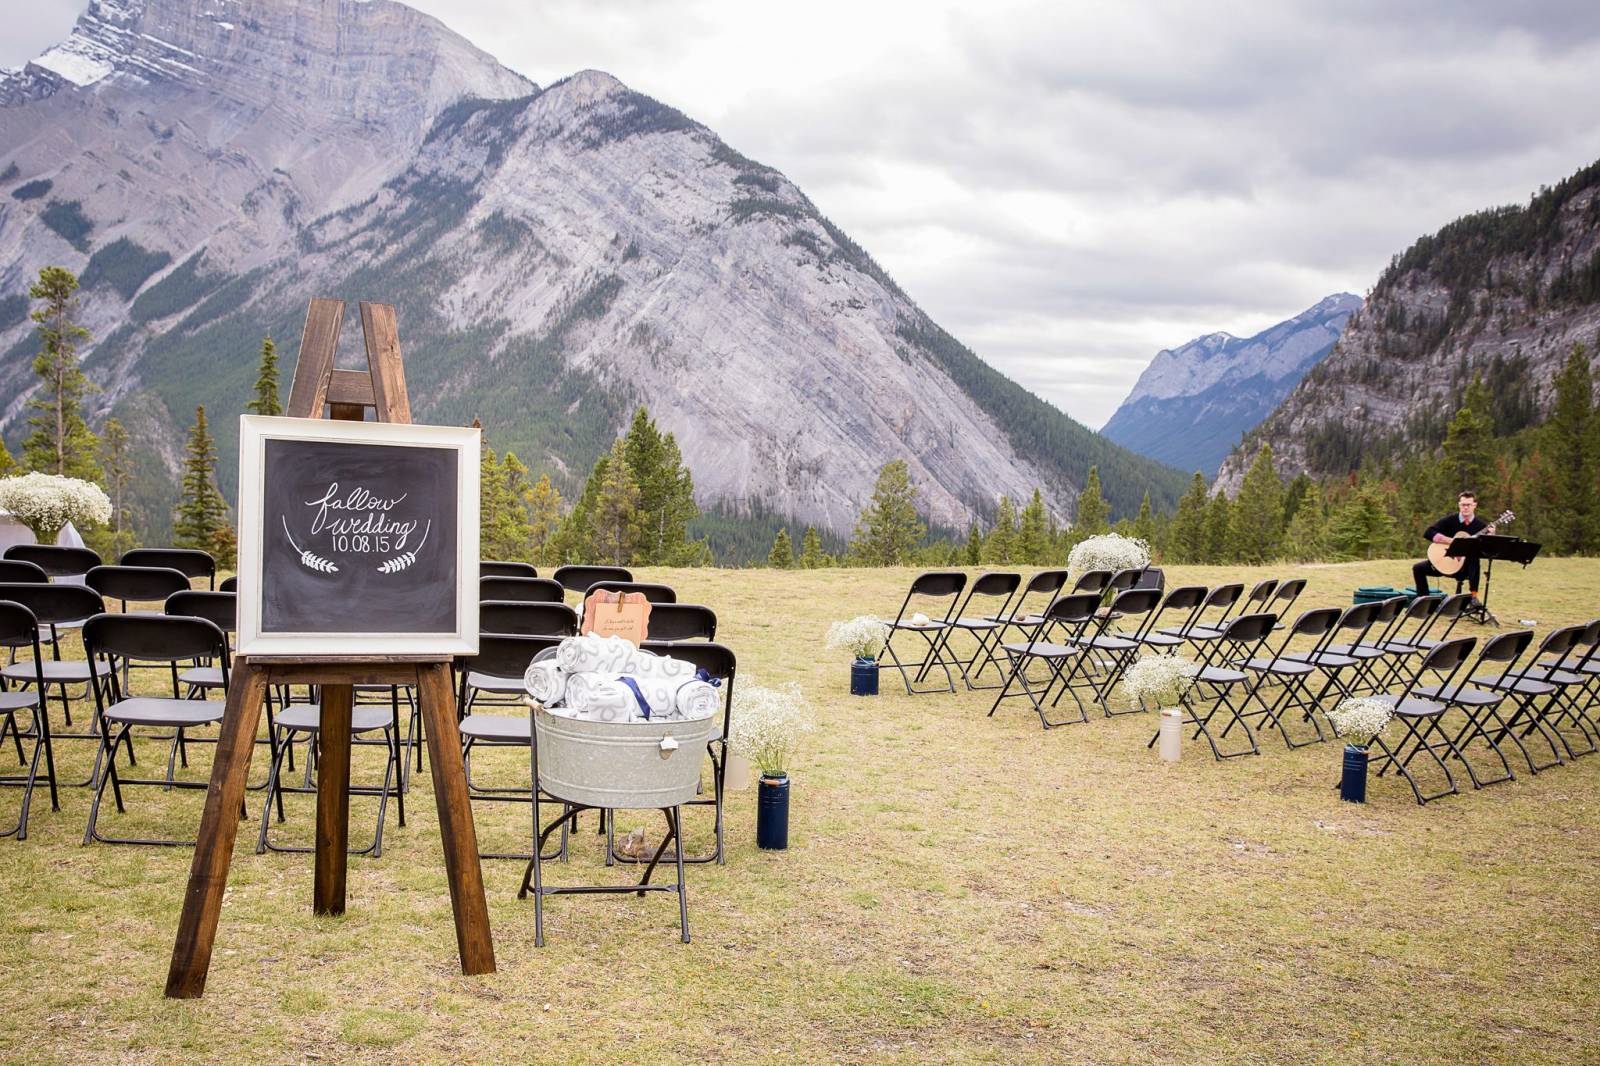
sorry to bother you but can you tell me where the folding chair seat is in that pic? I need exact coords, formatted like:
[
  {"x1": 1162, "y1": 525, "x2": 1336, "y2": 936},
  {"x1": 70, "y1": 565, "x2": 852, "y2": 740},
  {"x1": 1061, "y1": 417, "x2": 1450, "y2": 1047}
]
[
  {"x1": 879, "y1": 571, "x2": 967, "y2": 695},
  {"x1": 987, "y1": 592, "x2": 1100, "y2": 728},
  {"x1": 480, "y1": 560, "x2": 539, "y2": 578},
  {"x1": 552, "y1": 565, "x2": 633, "y2": 600},
  {"x1": 480, "y1": 576, "x2": 565, "y2": 603},
  {"x1": 1368, "y1": 636, "x2": 1477, "y2": 804},
  {"x1": 1134, "y1": 585, "x2": 1208, "y2": 652},
  {"x1": 1415, "y1": 630, "x2": 1532, "y2": 788},
  {"x1": 119, "y1": 548, "x2": 216, "y2": 589},
  {"x1": 1234, "y1": 606, "x2": 1342, "y2": 748},
  {"x1": 587, "y1": 581, "x2": 677, "y2": 604},
  {"x1": 1468, "y1": 624, "x2": 1584, "y2": 772},
  {"x1": 930, "y1": 571, "x2": 1022, "y2": 690},
  {"x1": 255, "y1": 695, "x2": 404, "y2": 858},
  {"x1": 1150, "y1": 612, "x2": 1276, "y2": 760},
  {"x1": 1159, "y1": 582, "x2": 1244, "y2": 643},
  {"x1": 644, "y1": 604, "x2": 718, "y2": 643},
  {"x1": 0, "y1": 601, "x2": 56, "y2": 840},
  {"x1": 81, "y1": 614, "x2": 234, "y2": 846}
]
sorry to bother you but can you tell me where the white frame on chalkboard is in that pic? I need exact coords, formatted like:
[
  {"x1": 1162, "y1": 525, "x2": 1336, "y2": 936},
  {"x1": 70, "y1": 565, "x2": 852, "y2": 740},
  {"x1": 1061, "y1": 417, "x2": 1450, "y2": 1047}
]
[{"x1": 235, "y1": 415, "x2": 480, "y2": 657}]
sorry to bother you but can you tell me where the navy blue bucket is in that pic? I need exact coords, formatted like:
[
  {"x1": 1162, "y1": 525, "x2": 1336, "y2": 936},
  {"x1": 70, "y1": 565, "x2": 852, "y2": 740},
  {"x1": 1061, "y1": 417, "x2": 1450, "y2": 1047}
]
[
  {"x1": 757, "y1": 774, "x2": 790, "y2": 849},
  {"x1": 850, "y1": 659, "x2": 879, "y2": 696},
  {"x1": 1340, "y1": 744, "x2": 1369, "y2": 803}
]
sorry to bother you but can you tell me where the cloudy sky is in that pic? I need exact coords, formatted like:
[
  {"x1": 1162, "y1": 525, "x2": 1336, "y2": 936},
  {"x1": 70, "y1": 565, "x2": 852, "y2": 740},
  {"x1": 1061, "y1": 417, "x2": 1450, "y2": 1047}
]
[{"x1": 8, "y1": 1, "x2": 1600, "y2": 426}]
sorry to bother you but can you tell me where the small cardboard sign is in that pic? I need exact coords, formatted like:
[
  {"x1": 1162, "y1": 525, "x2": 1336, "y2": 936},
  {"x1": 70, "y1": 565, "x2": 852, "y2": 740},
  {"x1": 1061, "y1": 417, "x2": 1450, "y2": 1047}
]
[{"x1": 581, "y1": 590, "x2": 652, "y2": 646}]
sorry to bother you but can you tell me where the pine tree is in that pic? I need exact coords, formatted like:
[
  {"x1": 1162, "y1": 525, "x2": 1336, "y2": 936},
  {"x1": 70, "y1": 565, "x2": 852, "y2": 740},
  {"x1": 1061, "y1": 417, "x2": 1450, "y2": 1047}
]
[
  {"x1": 1327, "y1": 482, "x2": 1394, "y2": 560},
  {"x1": 1281, "y1": 473, "x2": 1312, "y2": 529},
  {"x1": 849, "y1": 459, "x2": 925, "y2": 566},
  {"x1": 23, "y1": 266, "x2": 99, "y2": 480},
  {"x1": 1441, "y1": 373, "x2": 1495, "y2": 498},
  {"x1": 983, "y1": 495, "x2": 1017, "y2": 563},
  {"x1": 1130, "y1": 490, "x2": 1156, "y2": 550},
  {"x1": 1229, "y1": 444, "x2": 1285, "y2": 563},
  {"x1": 1544, "y1": 343, "x2": 1594, "y2": 553},
  {"x1": 1017, "y1": 489, "x2": 1049, "y2": 563},
  {"x1": 551, "y1": 451, "x2": 607, "y2": 564},
  {"x1": 1170, "y1": 472, "x2": 1209, "y2": 563},
  {"x1": 1282, "y1": 481, "x2": 1327, "y2": 561},
  {"x1": 173, "y1": 406, "x2": 229, "y2": 555},
  {"x1": 247, "y1": 334, "x2": 282, "y2": 416},
  {"x1": 964, "y1": 521, "x2": 982, "y2": 565},
  {"x1": 592, "y1": 438, "x2": 643, "y2": 565},
  {"x1": 479, "y1": 445, "x2": 533, "y2": 560},
  {"x1": 768, "y1": 527, "x2": 794, "y2": 569},
  {"x1": 99, "y1": 418, "x2": 136, "y2": 556},
  {"x1": 621, "y1": 407, "x2": 702, "y2": 565},
  {"x1": 800, "y1": 525, "x2": 826, "y2": 569},
  {"x1": 1075, "y1": 466, "x2": 1109, "y2": 536},
  {"x1": 0, "y1": 439, "x2": 14, "y2": 478},
  {"x1": 526, "y1": 472, "x2": 564, "y2": 565},
  {"x1": 1202, "y1": 492, "x2": 1232, "y2": 564}
]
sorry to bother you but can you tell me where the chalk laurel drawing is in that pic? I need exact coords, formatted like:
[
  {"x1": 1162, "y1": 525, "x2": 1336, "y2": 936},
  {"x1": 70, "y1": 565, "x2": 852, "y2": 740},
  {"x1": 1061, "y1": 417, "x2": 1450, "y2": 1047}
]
[
  {"x1": 377, "y1": 520, "x2": 431, "y2": 574},
  {"x1": 283, "y1": 516, "x2": 338, "y2": 574}
]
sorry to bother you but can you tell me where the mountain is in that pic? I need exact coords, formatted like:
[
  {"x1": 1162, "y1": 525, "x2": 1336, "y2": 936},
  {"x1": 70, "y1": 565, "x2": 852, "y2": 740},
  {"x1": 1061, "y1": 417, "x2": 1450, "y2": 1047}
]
[
  {"x1": 1215, "y1": 159, "x2": 1600, "y2": 494},
  {"x1": 1100, "y1": 293, "x2": 1360, "y2": 478},
  {"x1": 0, "y1": 0, "x2": 1189, "y2": 545}
]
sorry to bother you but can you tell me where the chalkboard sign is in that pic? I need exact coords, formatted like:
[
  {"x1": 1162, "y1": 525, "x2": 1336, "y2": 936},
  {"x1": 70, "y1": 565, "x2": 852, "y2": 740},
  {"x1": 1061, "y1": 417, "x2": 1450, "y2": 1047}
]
[{"x1": 237, "y1": 416, "x2": 480, "y2": 656}]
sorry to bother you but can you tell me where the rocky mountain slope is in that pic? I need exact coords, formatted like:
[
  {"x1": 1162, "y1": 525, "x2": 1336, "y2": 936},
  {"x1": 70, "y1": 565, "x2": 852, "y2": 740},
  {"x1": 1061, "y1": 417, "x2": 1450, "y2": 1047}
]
[
  {"x1": 1101, "y1": 293, "x2": 1359, "y2": 477},
  {"x1": 0, "y1": 0, "x2": 1187, "y2": 542},
  {"x1": 1215, "y1": 159, "x2": 1600, "y2": 494}
]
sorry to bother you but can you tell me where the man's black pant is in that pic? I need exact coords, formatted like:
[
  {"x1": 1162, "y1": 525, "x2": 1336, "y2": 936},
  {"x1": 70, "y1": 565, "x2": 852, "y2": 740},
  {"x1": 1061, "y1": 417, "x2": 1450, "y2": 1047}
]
[{"x1": 1413, "y1": 557, "x2": 1479, "y2": 595}]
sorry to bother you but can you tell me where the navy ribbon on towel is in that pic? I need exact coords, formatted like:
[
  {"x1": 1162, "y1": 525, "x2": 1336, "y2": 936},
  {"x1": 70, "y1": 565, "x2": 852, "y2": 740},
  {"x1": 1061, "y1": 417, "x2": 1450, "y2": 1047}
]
[
  {"x1": 696, "y1": 668, "x2": 721, "y2": 687},
  {"x1": 617, "y1": 676, "x2": 652, "y2": 719}
]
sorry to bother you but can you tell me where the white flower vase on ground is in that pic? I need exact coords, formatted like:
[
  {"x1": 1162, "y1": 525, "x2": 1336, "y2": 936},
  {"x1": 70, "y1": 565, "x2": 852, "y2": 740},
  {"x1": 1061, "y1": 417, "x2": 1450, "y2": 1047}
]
[
  {"x1": 724, "y1": 752, "x2": 753, "y2": 791},
  {"x1": 1158, "y1": 708, "x2": 1183, "y2": 762}
]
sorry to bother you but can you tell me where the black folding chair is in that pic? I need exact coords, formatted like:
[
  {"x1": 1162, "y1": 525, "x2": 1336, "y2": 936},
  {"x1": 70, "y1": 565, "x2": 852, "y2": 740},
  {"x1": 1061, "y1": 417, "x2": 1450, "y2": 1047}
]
[
  {"x1": 1233, "y1": 607, "x2": 1342, "y2": 748},
  {"x1": 588, "y1": 581, "x2": 678, "y2": 604},
  {"x1": 552, "y1": 565, "x2": 633, "y2": 600},
  {"x1": 1416, "y1": 630, "x2": 1532, "y2": 789},
  {"x1": 1159, "y1": 582, "x2": 1244, "y2": 644},
  {"x1": 0, "y1": 561, "x2": 48, "y2": 585},
  {"x1": 929, "y1": 572, "x2": 1022, "y2": 690},
  {"x1": 1076, "y1": 587, "x2": 1163, "y2": 713},
  {"x1": 479, "y1": 601, "x2": 579, "y2": 638},
  {"x1": 481, "y1": 560, "x2": 538, "y2": 578},
  {"x1": 2, "y1": 544, "x2": 102, "y2": 580},
  {"x1": 1368, "y1": 636, "x2": 1477, "y2": 805},
  {"x1": 644, "y1": 604, "x2": 718, "y2": 642},
  {"x1": 1521, "y1": 618, "x2": 1600, "y2": 758},
  {"x1": 0, "y1": 601, "x2": 55, "y2": 840},
  {"x1": 120, "y1": 548, "x2": 216, "y2": 589},
  {"x1": 1468, "y1": 624, "x2": 1584, "y2": 773},
  {"x1": 480, "y1": 576, "x2": 565, "y2": 603},
  {"x1": 1288, "y1": 601, "x2": 1380, "y2": 711},
  {"x1": 1153, "y1": 612, "x2": 1277, "y2": 760},
  {"x1": 219, "y1": 575, "x2": 238, "y2": 593},
  {"x1": 1318, "y1": 596, "x2": 1410, "y2": 695},
  {"x1": 987, "y1": 593, "x2": 1100, "y2": 728},
  {"x1": 81, "y1": 614, "x2": 231, "y2": 846},
  {"x1": 879, "y1": 571, "x2": 967, "y2": 695},
  {"x1": 1268, "y1": 578, "x2": 1306, "y2": 624},
  {"x1": 1070, "y1": 569, "x2": 1113, "y2": 596},
  {"x1": 1132, "y1": 585, "x2": 1209, "y2": 656},
  {"x1": 987, "y1": 570, "x2": 1069, "y2": 626},
  {"x1": 0, "y1": 584, "x2": 107, "y2": 755}
]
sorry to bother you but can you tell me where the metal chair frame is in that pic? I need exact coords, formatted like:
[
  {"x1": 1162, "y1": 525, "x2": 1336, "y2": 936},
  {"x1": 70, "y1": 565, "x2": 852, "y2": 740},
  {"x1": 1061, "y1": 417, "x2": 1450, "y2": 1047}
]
[
  {"x1": 0, "y1": 601, "x2": 56, "y2": 840},
  {"x1": 986, "y1": 593, "x2": 1100, "y2": 728},
  {"x1": 1151, "y1": 612, "x2": 1276, "y2": 760},
  {"x1": 1367, "y1": 636, "x2": 1478, "y2": 805},
  {"x1": 879, "y1": 572, "x2": 967, "y2": 695},
  {"x1": 925, "y1": 571, "x2": 1022, "y2": 691}
]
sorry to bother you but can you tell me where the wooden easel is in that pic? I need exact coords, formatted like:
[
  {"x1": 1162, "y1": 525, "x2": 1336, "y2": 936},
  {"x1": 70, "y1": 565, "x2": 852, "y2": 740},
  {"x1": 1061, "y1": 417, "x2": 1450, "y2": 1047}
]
[{"x1": 165, "y1": 299, "x2": 495, "y2": 998}]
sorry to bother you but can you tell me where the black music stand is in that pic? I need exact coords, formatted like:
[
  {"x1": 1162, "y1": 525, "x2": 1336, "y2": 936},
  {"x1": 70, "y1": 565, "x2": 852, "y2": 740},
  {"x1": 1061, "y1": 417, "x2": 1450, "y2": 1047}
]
[{"x1": 1447, "y1": 535, "x2": 1541, "y2": 627}]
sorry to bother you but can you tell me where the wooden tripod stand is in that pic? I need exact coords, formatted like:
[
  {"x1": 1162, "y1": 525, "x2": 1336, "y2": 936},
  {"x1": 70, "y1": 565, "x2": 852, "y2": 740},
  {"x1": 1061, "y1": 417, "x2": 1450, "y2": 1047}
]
[{"x1": 165, "y1": 299, "x2": 495, "y2": 998}]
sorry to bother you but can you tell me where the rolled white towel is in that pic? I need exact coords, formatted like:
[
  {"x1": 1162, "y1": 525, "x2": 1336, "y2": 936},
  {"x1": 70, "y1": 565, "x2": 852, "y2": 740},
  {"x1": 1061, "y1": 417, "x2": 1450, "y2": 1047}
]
[
  {"x1": 563, "y1": 672, "x2": 634, "y2": 722},
  {"x1": 522, "y1": 660, "x2": 566, "y2": 705},
  {"x1": 557, "y1": 633, "x2": 638, "y2": 675},
  {"x1": 629, "y1": 645, "x2": 697, "y2": 682},
  {"x1": 673, "y1": 679, "x2": 720, "y2": 721}
]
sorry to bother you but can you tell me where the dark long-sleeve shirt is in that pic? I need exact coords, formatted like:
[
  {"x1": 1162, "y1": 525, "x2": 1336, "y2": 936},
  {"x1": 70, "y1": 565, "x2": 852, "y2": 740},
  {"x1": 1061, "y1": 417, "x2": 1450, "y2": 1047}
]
[{"x1": 1422, "y1": 513, "x2": 1488, "y2": 544}]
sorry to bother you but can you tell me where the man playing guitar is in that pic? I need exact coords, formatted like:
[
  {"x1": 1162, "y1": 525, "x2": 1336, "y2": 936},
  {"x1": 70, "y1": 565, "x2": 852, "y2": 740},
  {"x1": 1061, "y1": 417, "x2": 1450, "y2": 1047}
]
[{"x1": 1412, "y1": 490, "x2": 1497, "y2": 597}]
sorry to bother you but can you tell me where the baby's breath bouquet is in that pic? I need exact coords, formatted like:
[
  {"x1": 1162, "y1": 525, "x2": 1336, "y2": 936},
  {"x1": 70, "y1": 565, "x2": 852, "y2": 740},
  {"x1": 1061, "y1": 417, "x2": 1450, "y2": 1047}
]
[
  {"x1": 1328, "y1": 697, "x2": 1392, "y2": 748},
  {"x1": 728, "y1": 680, "x2": 815, "y2": 777},
  {"x1": 0, "y1": 472, "x2": 113, "y2": 543},
  {"x1": 1068, "y1": 532, "x2": 1151, "y2": 577},
  {"x1": 1121, "y1": 654, "x2": 1199, "y2": 708},
  {"x1": 825, "y1": 615, "x2": 889, "y2": 662}
]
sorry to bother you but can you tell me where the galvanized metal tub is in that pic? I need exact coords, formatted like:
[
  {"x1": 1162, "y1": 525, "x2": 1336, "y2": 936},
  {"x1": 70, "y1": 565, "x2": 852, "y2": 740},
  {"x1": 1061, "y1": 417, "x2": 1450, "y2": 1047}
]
[{"x1": 533, "y1": 706, "x2": 722, "y2": 810}]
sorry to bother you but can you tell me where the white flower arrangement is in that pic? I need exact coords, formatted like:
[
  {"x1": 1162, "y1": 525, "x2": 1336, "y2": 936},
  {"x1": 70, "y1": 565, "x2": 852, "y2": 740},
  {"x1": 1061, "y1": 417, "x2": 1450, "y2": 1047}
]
[
  {"x1": 1121, "y1": 654, "x2": 1199, "y2": 708},
  {"x1": 825, "y1": 615, "x2": 890, "y2": 661},
  {"x1": 727, "y1": 680, "x2": 815, "y2": 777},
  {"x1": 1328, "y1": 697, "x2": 1393, "y2": 747},
  {"x1": 1068, "y1": 532, "x2": 1151, "y2": 577},
  {"x1": 0, "y1": 471, "x2": 113, "y2": 542}
]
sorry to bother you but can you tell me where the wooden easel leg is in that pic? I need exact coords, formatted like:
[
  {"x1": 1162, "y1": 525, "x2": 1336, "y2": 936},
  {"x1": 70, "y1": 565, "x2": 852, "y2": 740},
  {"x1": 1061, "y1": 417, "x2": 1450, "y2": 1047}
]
[
  {"x1": 165, "y1": 664, "x2": 268, "y2": 999},
  {"x1": 314, "y1": 683, "x2": 353, "y2": 915},
  {"x1": 416, "y1": 663, "x2": 496, "y2": 975}
]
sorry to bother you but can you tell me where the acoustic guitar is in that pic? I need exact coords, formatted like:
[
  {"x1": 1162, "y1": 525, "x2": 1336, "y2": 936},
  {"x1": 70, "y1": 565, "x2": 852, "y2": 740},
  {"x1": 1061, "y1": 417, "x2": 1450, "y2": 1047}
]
[{"x1": 1427, "y1": 510, "x2": 1514, "y2": 576}]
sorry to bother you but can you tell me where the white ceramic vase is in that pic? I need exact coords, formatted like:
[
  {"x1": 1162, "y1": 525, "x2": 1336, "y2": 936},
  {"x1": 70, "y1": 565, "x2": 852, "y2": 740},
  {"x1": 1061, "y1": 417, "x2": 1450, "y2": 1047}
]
[
  {"x1": 1158, "y1": 707, "x2": 1183, "y2": 762},
  {"x1": 725, "y1": 752, "x2": 753, "y2": 791}
]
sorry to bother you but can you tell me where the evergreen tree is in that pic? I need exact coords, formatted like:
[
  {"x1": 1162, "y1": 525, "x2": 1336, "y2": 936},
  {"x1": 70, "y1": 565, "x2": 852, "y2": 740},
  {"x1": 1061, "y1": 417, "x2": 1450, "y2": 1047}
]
[
  {"x1": 1017, "y1": 489, "x2": 1049, "y2": 563},
  {"x1": 1544, "y1": 343, "x2": 1594, "y2": 553},
  {"x1": 173, "y1": 406, "x2": 229, "y2": 555},
  {"x1": 592, "y1": 438, "x2": 643, "y2": 565},
  {"x1": 1282, "y1": 481, "x2": 1327, "y2": 561},
  {"x1": 1170, "y1": 472, "x2": 1209, "y2": 563},
  {"x1": 479, "y1": 445, "x2": 533, "y2": 560},
  {"x1": 964, "y1": 521, "x2": 983, "y2": 565},
  {"x1": 768, "y1": 527, "x2": 794, "y2": 569},
  {"x1": 800, "y1": 525, "x2": 826, "y2": 569},
  {"x1": 1202, "y1": 492, "x2": 1232, "y2": 563},
  {"x1": 983, "y1": 494, "x2": 1017, "y2": 563},
  {"x1": 99, "y1": 417, "x2": 136, "y2": 556},
  {"x1": 23, "y1": 266, "x2": 99, "y2": 480},
  {"x1": 1130, "y1": 490, "x2": 1156, "y2": 549},
  {"x1": 247, "y1": 334, "x2": 282, "y2": 416},
  {"x1": 526, "y1": 472, "x2": 564, "y2": 565},
  {"x1": 0, "y1": 439, "x2": 14, "y2": 478},
  {"x1": 622, "y1": 407, "x2": 702, "y2": 565},
  {"x1": 849, "y1": 459, "x2": 925, "y2": 566},
  {"x1": 551, "y1": 451, "x2": 607, "y2": 564},
  {"x1": 1074, "y1": 466, "x2": 1109, "y2": 535},
  {"x1": 1281, "y1": 473, "x2": 1312, "y2": 529},
  {"x1": 1441, "y1": 373, "x2": 1495, "y2": 498},
  {"x1": 1229, "y1": 443, "x2": 1285, "y2": 563},
  {"x1": 1327, "y1": 482, "x2": 1395, "y2": 560}
]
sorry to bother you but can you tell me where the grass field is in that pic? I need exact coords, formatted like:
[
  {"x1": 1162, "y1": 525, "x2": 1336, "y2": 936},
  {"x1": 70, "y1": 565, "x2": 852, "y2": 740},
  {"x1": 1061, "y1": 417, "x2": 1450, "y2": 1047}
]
[{"x1": 1, "y1": 559, "x2": 1598, "y2": 1064}]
